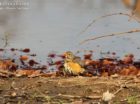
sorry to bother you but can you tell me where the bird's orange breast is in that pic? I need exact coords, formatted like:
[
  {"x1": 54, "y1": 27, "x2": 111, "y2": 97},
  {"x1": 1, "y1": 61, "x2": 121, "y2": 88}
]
[{"x1": 64, "y1": 62, "x2": 84, "y2": 75}]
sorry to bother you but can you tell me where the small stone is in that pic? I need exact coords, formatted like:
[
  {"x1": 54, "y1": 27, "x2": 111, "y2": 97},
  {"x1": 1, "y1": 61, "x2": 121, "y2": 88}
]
[
  {"x1": 111, "y1": 74, "x2": 119, "y2": 78},
  {"x1": 102, "y1": 90, "x2": 115, "y2": 102},
  {"x1": 11, "y1": 92, "x2": 17, "y2": 97}
]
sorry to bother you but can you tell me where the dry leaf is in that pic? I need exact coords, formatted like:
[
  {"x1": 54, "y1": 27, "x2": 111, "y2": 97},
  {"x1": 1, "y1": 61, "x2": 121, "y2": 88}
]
[
  {"x1": 16, "y1": 69, "x2": 41, "y2": 77},
  {"x1": 20, "y1": 55, "x2": 29, "y2": 61},
  {"x1": 11, "y1": 92, "x2": 17, "y2": 97},
  {"x1": 22, "y1": 48, "x2": 30, "y2": 53}
]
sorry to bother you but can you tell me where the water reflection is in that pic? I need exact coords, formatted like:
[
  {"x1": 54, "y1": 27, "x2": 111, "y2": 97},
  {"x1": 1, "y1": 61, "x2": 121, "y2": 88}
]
[{"x1": 0, "y1": 0, "x2": 140, "y2": 62}]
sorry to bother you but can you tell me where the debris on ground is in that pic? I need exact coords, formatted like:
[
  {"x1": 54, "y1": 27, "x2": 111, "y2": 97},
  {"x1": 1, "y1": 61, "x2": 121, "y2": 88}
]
[{"x1": 0, "y1": 48, "x2": 140, "y2": 103}]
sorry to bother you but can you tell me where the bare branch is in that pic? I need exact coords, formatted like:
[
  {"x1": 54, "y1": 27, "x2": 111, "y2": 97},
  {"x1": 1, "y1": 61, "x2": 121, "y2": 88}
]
[
  {"x1": 2, "y1": 32, "x2": 10, "y2": 48},
  {"x1": 78, "y1": 12, "x2": 140, "y2": 35},
  {"x1": 3, "y1": 34, "x2": 8, "y2": 48},
  {"x1": 80, "y1": 29, "x2": 140, "y2": 45}
]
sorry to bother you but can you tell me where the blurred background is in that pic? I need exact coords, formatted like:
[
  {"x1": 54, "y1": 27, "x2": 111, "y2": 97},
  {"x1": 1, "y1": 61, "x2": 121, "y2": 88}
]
[{"x1": 0, "y1": 0, "x2": 140, "y2": 62}]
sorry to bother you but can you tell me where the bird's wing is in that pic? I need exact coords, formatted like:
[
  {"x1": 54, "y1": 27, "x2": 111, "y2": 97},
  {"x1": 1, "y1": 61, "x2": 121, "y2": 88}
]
[{"x1": 73, "y1": 57, "x2": 85, "y2": 67}]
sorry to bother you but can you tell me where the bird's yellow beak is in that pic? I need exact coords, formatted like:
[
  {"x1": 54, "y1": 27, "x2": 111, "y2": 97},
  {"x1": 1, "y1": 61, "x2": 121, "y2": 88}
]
[
  {"x1": 62, "y1": 52, "x2": 67, "y2": 58},
  {"x1": 63, "y1": 52, "x2": 66, "y2": 57}
]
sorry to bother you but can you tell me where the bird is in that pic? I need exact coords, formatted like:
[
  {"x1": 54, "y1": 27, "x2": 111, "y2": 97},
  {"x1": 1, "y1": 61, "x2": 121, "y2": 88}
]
[{"x1": 63, "y1": 51, "x2": 85, "y2": 75}]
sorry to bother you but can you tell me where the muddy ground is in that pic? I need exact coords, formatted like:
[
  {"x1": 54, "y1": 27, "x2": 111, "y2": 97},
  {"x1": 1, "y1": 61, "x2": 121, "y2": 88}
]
[{"x1": 0, "y1": 76, "x2": 140, "y2": 104}]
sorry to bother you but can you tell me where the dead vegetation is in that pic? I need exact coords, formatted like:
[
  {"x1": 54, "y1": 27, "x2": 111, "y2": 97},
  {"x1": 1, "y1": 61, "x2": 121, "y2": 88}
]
[
  {"x1": 0, "y1": 48, "x2": 140, "y2": 103},
  {"x1": 0, "y1": 0, "x2": 140, "y2": 103},
  {"x1": 0, "y1": 76, "x2": 140, "y2": 104},
  {"x1": 79, "y1": 0, "x2": 140, "y2": 44},
  {"x1": 0, "y1": 48, "x2": 140, "y2": 78}
]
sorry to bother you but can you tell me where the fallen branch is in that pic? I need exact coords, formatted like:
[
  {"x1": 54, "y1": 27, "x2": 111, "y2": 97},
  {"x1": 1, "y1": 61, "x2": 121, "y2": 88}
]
[
  {"x1": 58, "y1": 81, "x2": 115, "y2": 88},
  {"x1": 114, "y1": 80, "x2": 132, "y2": 95},
  {"x1": 80, "y1": 29, "x2": 140, "y2": 44},
  {"x1": 56, "y1": 94, "x2": 102, "y2": 99},
  {"x1": 78, "y1": 12, "x2": 140, "y2": 35}
]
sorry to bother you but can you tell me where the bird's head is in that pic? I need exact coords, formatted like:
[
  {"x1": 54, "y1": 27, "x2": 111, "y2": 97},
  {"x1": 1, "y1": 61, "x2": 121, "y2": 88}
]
[{"x1": 63, "y1": 51, "x2": 75, "y2": 61}]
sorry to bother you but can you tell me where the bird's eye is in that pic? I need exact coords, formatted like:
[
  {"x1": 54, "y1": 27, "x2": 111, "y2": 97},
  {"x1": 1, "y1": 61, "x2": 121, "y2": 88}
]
[{"x1": 68, "y1": 53, "x2": 71, "y2": 56}]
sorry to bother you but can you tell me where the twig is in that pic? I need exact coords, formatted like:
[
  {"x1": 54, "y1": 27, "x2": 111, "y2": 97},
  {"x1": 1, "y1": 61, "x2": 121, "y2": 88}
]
[
  {"x1": 114, "y1": 87, "x2": 123, "y2": 95},
  {"x1": 78, "y1": 12, "x2": 140, "y2": 35},
  {"x1": 4, "y1": 35, "x2": 8, "y2": 48},
  {"x1": 56, "y1": 94, "x2": 102, "y2": 99},
  {"x1": 114, "y1": 80, "x2": 134, "y2": 95},
  {"x1": 58, "y1": 81, "x2": 115, "y2": 88},
  {"x1": 80, "y1": 29, "x2": 140, "y2": 44},
  {"x1": 35, "y1": 88, "x2": 101, "y2": 100},
  {"x1": 3, "y1": 32, "x2": 9, "y2": 48}
]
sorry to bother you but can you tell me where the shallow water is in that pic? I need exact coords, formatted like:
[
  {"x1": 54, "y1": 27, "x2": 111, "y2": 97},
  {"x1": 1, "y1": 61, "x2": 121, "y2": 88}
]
[{"x1": 0, "y1": 0, "x2": 140, "y2": 62}]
